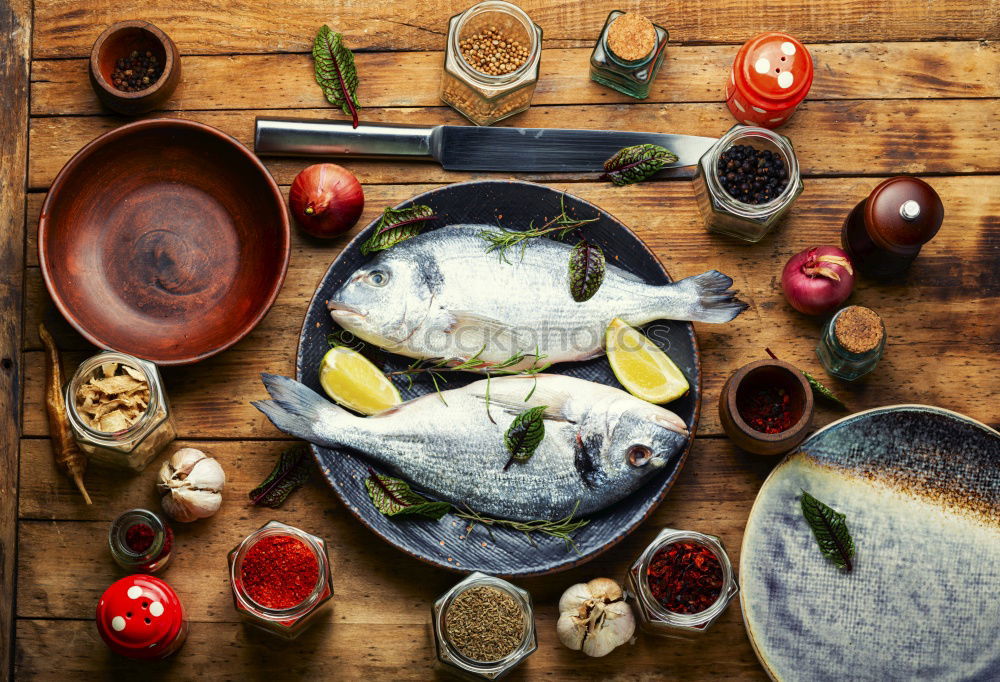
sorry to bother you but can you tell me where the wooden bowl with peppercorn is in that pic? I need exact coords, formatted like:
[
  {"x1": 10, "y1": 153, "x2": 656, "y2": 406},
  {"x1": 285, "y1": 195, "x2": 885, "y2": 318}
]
[
  {"x1": 718, "y1": 358, "x2": 814, "y2": 456},
  {"x1": 89, "y1": 20, "x2": 180, "y2": 115}
]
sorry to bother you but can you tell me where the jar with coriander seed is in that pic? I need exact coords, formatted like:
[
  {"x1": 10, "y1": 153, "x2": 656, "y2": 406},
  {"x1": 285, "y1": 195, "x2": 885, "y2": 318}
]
[
  {"x1": 440, "y1": 1, "x2": 543, "y2": 126},
  {"x1": 432, "y1": 572, "x2": 537, "y2": 679}
]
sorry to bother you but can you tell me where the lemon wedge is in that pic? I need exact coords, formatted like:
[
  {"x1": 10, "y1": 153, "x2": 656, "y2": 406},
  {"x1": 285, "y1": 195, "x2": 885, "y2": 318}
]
[
  {"x1": 319, "y1": 346, "x2": 402, "y2": 415},
  {"x1": 606, "y1": 318, "x2": 690, "y2": 404}
]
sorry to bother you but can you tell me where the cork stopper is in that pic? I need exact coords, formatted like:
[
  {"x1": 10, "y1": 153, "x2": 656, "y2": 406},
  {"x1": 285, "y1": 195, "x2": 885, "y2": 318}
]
[
  {"x1": 607, "y1": 12, "x2": 656, "y2": 61},
  {"x1": 834, "y1": 306, "x2": 884, "y2": 354}
]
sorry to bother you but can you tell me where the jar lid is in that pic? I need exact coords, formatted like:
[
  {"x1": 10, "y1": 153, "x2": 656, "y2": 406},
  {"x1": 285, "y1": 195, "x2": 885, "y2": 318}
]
[
  {"x1": 864, "y1": 176, "x2": 944, "y2": 248},
  {"x1": 734, "y1": 33, "x2": 813, "y2": 107},
  {"x1": 96, "y1": 574, "x2": 185, "y2": 659}
]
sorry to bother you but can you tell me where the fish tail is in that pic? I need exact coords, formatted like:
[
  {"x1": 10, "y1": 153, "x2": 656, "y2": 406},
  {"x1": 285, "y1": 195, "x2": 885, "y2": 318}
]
[
  {"x1": 252, "y1": 373, "x2": 351, "y2": 447},
  {"x1": 668, "y1": 270, "x2": 749, "y2": 324}
]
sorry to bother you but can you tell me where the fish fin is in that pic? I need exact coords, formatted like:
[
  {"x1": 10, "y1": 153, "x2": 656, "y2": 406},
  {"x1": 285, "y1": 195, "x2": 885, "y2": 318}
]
[
  {"x1": 253, "y1": 373, "x2": 353, "y2": 447},
  {"x1": 469, "y1": 376, "x2": 575, "y2": 422},
  {"x1": 443, "y1": 310, "x2": 523, "y2": 351},
  {"x1": 661, "y1": 270, "x2": 749, "y2": 324}
]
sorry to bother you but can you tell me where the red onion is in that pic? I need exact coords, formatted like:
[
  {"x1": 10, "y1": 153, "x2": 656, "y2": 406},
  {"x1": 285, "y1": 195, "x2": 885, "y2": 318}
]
[
  {"x1": 289, "y1": 163, "x2": 364, "y2": 239},
  {"x1": 781, "y1": 246, "x2": 855, "y2": 315}
]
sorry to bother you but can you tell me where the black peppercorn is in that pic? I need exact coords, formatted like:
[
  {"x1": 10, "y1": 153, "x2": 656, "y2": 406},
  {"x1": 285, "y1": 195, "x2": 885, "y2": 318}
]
[
  {"x1": 716, "y1": 144, "x2": 790, "y2": 205},
  {"x1": 111, "y1": 50, "x2": 163, "y2": 93}
]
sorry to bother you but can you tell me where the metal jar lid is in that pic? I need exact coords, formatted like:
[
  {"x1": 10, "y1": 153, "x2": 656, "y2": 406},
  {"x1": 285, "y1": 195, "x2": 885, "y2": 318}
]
[
  {"x1": 864, "y1": 176, "x2": 944, "y2": 249},
  {"x1": 96, "y1": 574, "x2": 185, "y2": 659},
  {"x1": 733, "y1": 32, "x2": 813, "y2": 109}
]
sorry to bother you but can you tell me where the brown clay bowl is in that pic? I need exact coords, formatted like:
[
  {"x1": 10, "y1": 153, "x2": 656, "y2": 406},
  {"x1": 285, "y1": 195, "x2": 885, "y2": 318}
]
[
  {"x1": 39, "y1": 119, "x2": 290, "y2": 365},
  {"x1": 89, "y1": 20, "x2": 180, "y2": 115},
  {"x1": 718, "y1": 359, "x2": 814, "y2": 456}
]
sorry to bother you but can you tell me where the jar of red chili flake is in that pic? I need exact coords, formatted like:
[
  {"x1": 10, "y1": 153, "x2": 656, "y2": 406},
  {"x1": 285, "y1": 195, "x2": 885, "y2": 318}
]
[
  {"x1": 725, "y1": 32, "x2": 813, "y2": 129},
  {"x1": 109, "y1": 508, "x2": 174, "y2": 573},
  {"x1": 95, "y1": 574, "x2": 188, "y2": 659},
  {"x1": 227, "y1": 520, "x2": 333, "y2": 639},
  {"x1": 625, "y1": 528, "x2": 738, "y2": 638}
]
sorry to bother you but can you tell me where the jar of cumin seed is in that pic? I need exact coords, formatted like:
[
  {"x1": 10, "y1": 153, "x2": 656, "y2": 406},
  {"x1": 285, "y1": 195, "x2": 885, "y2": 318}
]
[{"x1": 432, "y1": 572, "x2": 537, "y2": 679}]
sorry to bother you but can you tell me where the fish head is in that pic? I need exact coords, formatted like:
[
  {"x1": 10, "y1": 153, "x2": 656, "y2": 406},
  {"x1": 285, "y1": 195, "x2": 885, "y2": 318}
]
[
  {"x1": 327, "y1": 251, "x2": 437, "y2": 346},
  {"x1": 602, "y1": 401, "x2": 689, "y2": 479}
]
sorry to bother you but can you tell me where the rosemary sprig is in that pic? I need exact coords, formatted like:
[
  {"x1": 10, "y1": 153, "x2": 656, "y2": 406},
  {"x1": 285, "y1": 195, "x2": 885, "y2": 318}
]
[
  {"x1": 479, "y1": 195, "x2": 599, "y2": 263},
  {"x1": 455, "y1": 500, "x2": 589, "y2": 553}
]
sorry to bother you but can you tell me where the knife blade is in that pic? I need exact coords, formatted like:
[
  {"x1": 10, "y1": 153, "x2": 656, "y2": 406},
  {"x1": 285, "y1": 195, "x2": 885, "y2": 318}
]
[{"x1": 254, "y1": 118, "x2": 716, "y2": 172}]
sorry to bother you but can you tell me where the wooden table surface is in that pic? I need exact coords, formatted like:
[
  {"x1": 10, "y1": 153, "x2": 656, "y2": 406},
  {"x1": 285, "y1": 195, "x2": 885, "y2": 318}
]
[{"x1": 2, "y1": 0, "x2": 998, "y2": 679}]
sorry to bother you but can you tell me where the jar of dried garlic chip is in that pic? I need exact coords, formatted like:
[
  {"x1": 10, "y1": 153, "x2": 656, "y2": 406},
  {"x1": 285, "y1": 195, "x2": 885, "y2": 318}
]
[{"x1": 66, "y1": 351, "x2": 176, "y2": 472}]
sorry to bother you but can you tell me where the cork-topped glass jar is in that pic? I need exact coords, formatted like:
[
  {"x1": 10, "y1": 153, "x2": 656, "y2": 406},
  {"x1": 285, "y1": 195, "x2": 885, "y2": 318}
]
[
  {"x1": 440, "y1": 1, "x2": 543, "y2": 126},
  {"x1": 816, "y1": 305, "x2": 887, "y2": 380},
  {"x1": 589, "y1": 10, "x2": 669, "y2": 99},
  {"x1": 65, "y1": 351, "x2": 176, "y2": 472}
]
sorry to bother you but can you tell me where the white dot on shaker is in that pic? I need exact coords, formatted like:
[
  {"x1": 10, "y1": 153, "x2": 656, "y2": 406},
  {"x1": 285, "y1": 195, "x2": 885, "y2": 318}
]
[
  {"x1": 111, "y1": 616, "x2": 126, "y2": 631},
  {"x1": 754, "y1": 57, "x2": 771, "y2": 74},
  {"x1": 126, "y1": 586, "x2": 142, "y2": 600},
  {"x1": 149, "y1": 601, "x2": 164, "y2": 617},
  {"x1": 777, "y1": 71, "x2": 794, "y2": 88},
  {"x1": 781, "y1": 41, "x2": 796, "y2": 56}
]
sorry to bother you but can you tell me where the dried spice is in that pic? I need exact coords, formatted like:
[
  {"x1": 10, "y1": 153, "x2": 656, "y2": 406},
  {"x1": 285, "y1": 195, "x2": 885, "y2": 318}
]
[
  {"x1": 717, "y1": 144, "x2": 790, "y2": 205},
  {"x1": 834, "y1": 305, "x2": 883, "y2": 354},
  {"x1": 111, "y1": 50, "x2": 162, "y2": 92},
  {"x1": 125, "y1": 522, "x2": 155, "y2": 553},
  {"x1": 445, "y1": 585, "x2": 525, "y2": 662},
  {"x1": 647, "y1": 541, "x2": 724, "y2": 614},
  {"x1": 74, "y1": 361, "x2": 150, "y2": 432},
  {"x1": 241, "y1": 535, "x2": 320, "y2": 610},
  {"x1": 459, "y1": 26, "x2": 529, "y2": 75},
  {"x1": 606, "y1": 12, "x2": 656, "y2": 61},
  {"x1": 738, "y1": 385, "x2": 796, "y2": 434}
]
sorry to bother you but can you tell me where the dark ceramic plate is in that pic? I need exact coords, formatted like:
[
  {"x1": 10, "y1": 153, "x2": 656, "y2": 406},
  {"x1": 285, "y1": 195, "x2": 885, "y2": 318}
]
[
  {"x1": 295, "y1": 180, "x2": 701, "y2": 576},
  {"x1": 741, "y1": 405, "x2": 1000, "y2": 681}
]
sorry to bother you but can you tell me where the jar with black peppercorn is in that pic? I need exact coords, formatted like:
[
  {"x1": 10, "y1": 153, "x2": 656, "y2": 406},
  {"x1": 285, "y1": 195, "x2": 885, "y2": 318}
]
[
  {"x1": 624, "y1": 528, "x2": 739, "y2": 638},
  {"x1": 692, "y1": 124, "x2": 803, "y2": 242},
  {"x1": 440, "y1": 0, "x2": 543, "y2": 126}
]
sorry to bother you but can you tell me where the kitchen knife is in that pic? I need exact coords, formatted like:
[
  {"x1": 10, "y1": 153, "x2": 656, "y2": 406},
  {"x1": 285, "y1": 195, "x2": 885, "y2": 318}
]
[{"x1": 254, "y1": 118, "x2": 716, "y2": 172}]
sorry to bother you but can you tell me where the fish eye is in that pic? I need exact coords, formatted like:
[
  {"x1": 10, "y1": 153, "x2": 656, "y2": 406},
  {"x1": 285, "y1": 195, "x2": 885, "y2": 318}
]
[
  {"x1": 628, "y1": 444, "x2": 654, "y2": 467},
  {"x1": 368, "y1": 270, "x2": 389, "y2": 287}
]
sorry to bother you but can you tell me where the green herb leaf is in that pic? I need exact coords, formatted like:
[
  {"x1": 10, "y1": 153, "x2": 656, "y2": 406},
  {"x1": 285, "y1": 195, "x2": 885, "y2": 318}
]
[
  {"x1": 364, "y1": 469, "x2": 451, "y2": 520},
  {"x1": 803, "y1": 371, "x2": 848, "y2": 410},
  {"x1": 248, "y1": 444, "x2": 312, "y2": 508},
  {"x1": 360, "y1": 205, "x2": 437, "y2": 255},
  {"x1": 568, "y1": 240, "x2": 606, "y2": 302},
  {"x1": 456, "y1": 500, "x2": 590, "y2": 553},
  {"x1": 313, "y1": 25, "x2": 361, "y2": 128},
  {"x1": 478, "y1": 194, "x2": 599, "y2": 263},
  {"x1": 800, "y1": 490, "x2": 855, "y2": 572},
  {"x1": 601, "y1": 144, "x2": 678, "y2": 186},
  {"x1": 503, "y1": 405, "x2": 547, "y2": 470}
]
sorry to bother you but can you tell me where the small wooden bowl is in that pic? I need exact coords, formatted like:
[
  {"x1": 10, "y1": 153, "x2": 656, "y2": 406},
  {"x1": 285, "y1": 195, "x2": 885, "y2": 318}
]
[
  {"x1": 39, "y1": 118, "x2": 290, "y2": 365},
  {"x1": 718, "y1": 359, "x2": 814, "y2": 456},
  {"x1": 89, "y1": 20, "x2": 180, "y2": 115}
]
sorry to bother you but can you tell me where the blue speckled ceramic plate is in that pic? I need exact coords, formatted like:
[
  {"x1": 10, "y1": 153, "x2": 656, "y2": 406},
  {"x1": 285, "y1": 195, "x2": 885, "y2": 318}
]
[
  {"x1": 295, "y1": 180, "x2": 702, "y2": 576},
  {"x1": 741, "y1": 405, "x2": 1000, "y2": 681}
]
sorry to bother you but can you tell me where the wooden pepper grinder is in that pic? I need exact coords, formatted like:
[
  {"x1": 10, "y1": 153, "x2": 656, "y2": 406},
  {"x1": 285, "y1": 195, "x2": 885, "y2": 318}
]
[{"x1": 841, "y1": 176, "x2": 944, "y2": 278}]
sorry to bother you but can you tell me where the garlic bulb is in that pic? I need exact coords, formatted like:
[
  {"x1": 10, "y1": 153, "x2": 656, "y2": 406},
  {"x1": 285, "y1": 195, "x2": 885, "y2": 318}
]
[
  {"x1": 556, "y1": 577, "x2": 635, "y2": 657},
  {"x1": 157, "y1": 448, "x2": 226, "y2": 522}
]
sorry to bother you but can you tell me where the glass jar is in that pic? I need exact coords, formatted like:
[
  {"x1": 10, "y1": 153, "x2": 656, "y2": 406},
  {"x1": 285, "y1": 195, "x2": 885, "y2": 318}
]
[
  {"x1": 589, "y1": 10, "x2": 669, "y2": 99},
  {"x1": 432, "y1": 572, "x2": 537, "y2": 680},
  {"x1": 625, "y1": 528, "x2": 739, "y2": 638},
  {"x1": 816, "y1": 306, "x2": 887, "y2": 381},
  {"x1": 65, "y1": 351, "x2": 176, "y2": 472},
  {"x1": 109, "y1": 509, "x2": 174, "y2": 573},
  {"x1": 228, "y1": 520, "x2": 333, "y2": 640},
  {"x1": 693, "y1": 124, "x2": 803, "y2": 242},
  {"x1": 440, "y1": 1, "x2": 543, "y2": 126}
]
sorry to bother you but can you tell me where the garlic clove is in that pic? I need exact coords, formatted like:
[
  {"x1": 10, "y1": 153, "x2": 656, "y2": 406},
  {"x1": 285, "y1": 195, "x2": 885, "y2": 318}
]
[
  {"x1": 556, "y1": 577, "x2": 636, "y2": 657},
  {"x1": 162, "y1": 487, "x2": 222, "y2": 523},
  {"x1": 558, "y1": 582, "x2": 594, "y2": 614},
  {"x1": 556, "y1": 612, "x2": 587, "y2": 651},
  {"x1": 187, "y1": 456, "x2": 226, "y2": 492}
]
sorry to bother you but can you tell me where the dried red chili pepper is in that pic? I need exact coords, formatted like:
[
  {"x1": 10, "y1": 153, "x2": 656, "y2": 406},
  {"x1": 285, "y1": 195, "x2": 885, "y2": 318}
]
[
  {"x1": 646, "y1": 541, "x2": 723, "y2": 614},
  {"x1": 240, "y1": 534, "x2": 320, "y2": 610},
  {"x1": 738, "y1": 385, "x2": 795, "y2": 434}
]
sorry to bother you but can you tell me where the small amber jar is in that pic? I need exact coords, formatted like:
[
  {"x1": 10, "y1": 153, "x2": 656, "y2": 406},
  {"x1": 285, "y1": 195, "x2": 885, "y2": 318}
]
[
  {"x1": 440, "y1": 1, "x2": 543, "y2": 126},
  {"x1": 841, "y1": 176, "x2": 944, "y2": 279}
]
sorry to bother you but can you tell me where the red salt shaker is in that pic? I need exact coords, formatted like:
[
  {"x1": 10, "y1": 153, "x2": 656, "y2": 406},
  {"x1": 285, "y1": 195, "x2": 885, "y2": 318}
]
[
  {"x1": 96, "y1": 574, "x2": 188, "y2": 660},
  {"x1": 725, "y1": 33, "x2": 813, "y2": 128}
]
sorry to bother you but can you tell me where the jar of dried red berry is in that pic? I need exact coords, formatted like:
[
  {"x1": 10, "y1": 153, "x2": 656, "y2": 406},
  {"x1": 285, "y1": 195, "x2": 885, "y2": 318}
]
[
  {"x1": 624, "y1": 528, "x2": 738, "y2": 638},
  {"x1": 227, "y1": 520, "x2": 333, "y2": 639},
  {"x1": 109, "y1": 508, "x2": 174, "y2": 573}
]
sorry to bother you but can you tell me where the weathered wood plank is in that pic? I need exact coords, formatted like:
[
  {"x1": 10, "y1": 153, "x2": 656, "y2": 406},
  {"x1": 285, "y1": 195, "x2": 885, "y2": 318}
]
[
  {"x1": 31, "y1": 0, "x2": 1000, "y2": 58},
  {"x1": 27, "y1": 99, "x2": 1000, "y2": 189},
  {"x1": 29, "y1": 42, "x2": 1000, "y2": 116},
  {"x1": 19, "y1": 176, "x2": 1000, "y2": 441},
  {"x1": 15, "y1": 437, "x2": 767, "y2": 679},
  {"x1": 0, "y1": 0, "x2": 30, "y2": 678}
]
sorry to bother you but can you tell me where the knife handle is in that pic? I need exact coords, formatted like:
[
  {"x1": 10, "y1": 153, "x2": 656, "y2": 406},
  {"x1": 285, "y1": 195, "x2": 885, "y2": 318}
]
[{"x1": 254, "y1": 118, "x2": 436, "y2": 160}]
